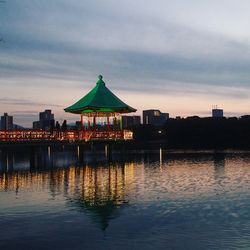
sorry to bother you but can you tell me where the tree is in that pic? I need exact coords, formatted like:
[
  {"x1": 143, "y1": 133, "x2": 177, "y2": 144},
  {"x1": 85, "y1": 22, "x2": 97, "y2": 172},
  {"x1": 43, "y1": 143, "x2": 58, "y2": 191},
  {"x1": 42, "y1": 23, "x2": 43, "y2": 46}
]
[
  {"x1": 61, "y1": 120, "x2": 67, "y2": 131},
  {"x1": 55, "y1": 121, "x2": 60, "y2": 130}
]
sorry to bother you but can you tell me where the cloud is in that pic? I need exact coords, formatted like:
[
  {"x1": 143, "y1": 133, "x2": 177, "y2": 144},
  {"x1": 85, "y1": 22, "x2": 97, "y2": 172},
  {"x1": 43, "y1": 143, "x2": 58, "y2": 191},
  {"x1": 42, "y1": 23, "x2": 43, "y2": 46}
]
[
  {"x1": 1, "y1": 0, "x2": 250, "y2": 125},
  {"x1": 11, "y1": 110, "x2": 39, "y2": 114},
  {"x1": 1, "y1": 0, "x2": 250, "y2": 91},
  {"x1": 0, "y1": 97, "x2": 62, "y2": 107}
]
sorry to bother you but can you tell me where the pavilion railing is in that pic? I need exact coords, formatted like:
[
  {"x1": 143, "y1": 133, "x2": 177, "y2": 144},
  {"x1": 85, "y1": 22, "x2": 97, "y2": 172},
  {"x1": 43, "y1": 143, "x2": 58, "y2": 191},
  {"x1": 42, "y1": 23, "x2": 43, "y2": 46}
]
[{"x1": 0, "y1": 129, "x2": 133, "y2": 142}]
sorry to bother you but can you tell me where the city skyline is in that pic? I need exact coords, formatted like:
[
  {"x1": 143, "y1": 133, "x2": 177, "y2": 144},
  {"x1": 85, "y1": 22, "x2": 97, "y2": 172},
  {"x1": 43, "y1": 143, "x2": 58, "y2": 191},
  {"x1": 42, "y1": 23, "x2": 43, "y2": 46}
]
[
  {"x1": 0, "y1": 106, "x2": 240, "y2": 129},
  {"x1": 1, "y1": 1, "x2": 250, "y2": 126}
]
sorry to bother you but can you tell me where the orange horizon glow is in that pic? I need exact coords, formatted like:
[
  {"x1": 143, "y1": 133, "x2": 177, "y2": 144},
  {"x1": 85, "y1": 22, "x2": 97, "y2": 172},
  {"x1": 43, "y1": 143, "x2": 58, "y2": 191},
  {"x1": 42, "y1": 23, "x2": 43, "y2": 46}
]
[{"x1": 1, "y1": 77, "x2": 250, "y2": 127}]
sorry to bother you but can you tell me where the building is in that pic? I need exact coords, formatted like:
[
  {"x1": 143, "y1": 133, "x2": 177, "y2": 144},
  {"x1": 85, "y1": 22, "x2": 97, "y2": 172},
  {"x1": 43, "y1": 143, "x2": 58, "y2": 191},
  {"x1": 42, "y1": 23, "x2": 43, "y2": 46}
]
[
  {"x1": 33, "y1": 110, "x2": 55, "y2": 130},
  {"x1": 143, "y1": 109, "x2": 169, "y2": 126},
  {"x1": 1, "y1": 113, "x2": 13, "y2": 130},
  {"x1": 212, "y1": 108, "x2": 223, "y2": 118},
  {"x1": 33, "y1": 121, "x2": 40, "y2": 130},
  {"x1": 122, "y1": 115, "x2": 141, "y2": 128}
]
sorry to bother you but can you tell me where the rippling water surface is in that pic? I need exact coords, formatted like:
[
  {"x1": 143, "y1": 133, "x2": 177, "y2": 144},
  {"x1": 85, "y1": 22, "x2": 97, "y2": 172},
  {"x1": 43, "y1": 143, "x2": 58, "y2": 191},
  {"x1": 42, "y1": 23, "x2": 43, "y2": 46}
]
[{"x1": 1, "y1": 146, "x2": 250, "y2": 249}]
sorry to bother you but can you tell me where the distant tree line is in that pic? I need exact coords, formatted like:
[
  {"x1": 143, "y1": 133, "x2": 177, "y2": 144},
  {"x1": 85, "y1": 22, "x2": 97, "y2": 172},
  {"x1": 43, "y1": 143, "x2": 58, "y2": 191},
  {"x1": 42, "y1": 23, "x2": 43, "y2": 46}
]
[
  {"x1": 49, "y1": 120, "x2": 68, "y2": 132},
  {"x1": 132, "y1": 116, "x2": 250, "y2": 149}
]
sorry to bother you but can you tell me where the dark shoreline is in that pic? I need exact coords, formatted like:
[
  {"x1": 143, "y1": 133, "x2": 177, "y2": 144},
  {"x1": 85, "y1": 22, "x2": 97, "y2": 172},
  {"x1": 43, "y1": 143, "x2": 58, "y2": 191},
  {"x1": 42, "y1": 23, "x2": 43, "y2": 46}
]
[
  {"x1": 1, "y1": 140, "x2": 250, "y2": 153},
  {"x1": 2, "y1": 116, "x2": 250, "y2": 150}
]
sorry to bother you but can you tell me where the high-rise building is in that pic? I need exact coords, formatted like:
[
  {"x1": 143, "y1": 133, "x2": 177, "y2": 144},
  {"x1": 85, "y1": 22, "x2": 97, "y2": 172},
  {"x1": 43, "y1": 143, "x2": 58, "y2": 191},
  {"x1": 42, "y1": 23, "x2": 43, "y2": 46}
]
[
  {"x1": 122, "y1": 115, "x2": 141, "y2": 128},
  {"x1": 33, "y1": 110, "x2": 55, "y2": 130},
  {"x1": 143, "y1": 109, "x2": 169, "y2": 126},
  {"x1": 1, "y1": 113, "x2": 13, "y2": 130}
]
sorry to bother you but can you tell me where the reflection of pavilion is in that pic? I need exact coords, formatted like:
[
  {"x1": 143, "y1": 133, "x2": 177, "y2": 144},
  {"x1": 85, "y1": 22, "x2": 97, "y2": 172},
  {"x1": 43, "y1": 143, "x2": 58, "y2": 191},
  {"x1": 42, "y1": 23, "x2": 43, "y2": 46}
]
[
  {"x1": 0, "y1": 162, "x2": 135, "y2": 230},
  {"x1": 66, "y1": 164, "x2": 128, "y2": 230}
]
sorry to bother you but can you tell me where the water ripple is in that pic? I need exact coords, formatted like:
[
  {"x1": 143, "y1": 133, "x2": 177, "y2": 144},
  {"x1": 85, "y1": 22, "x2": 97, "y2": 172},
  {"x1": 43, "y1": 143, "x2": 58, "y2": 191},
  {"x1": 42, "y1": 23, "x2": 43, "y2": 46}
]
[{"x1": 1, "y1": 150, "x2": 250, "y2": 249}]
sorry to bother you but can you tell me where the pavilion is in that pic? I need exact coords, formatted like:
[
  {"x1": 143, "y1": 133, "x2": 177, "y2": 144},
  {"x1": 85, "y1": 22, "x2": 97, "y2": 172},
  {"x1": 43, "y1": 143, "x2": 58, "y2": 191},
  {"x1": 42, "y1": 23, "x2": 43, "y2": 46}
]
[{"x1": 64, "y1": 75, "x2": 137, "y2": 141}]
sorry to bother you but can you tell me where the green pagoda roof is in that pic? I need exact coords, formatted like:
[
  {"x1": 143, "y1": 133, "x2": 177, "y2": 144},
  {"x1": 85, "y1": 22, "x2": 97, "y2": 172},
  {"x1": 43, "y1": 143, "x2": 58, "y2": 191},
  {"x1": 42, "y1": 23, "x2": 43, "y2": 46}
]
[{"x1": 64, "y1": 75, "x2": 137, "y2": 114}]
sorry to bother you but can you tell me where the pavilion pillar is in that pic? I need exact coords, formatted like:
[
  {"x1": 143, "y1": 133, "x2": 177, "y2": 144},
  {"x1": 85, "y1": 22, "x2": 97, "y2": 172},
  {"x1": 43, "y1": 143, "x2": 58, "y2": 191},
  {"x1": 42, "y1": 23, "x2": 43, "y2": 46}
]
[
  {"x1": 107, "y1": 115, "x2": 110, "y2": 130},
  {"x1": 93, "y1": 116, "x2": 96, "y2": 130},
  {"x1": 80, "y1": 114, "x2": 83, "y2": 140},
  {"x1": 80, "y1": 114, "x2": 83, "y2": 129},
  {"x1": 88, "y1": 115, "x2": 90, "y2": 130},
  {"x1": 120, "y1": 116, "x2": 123, "y2": 130},
  {"x1": 114, "y1": 117, "x2": 117, "y2": 130}
]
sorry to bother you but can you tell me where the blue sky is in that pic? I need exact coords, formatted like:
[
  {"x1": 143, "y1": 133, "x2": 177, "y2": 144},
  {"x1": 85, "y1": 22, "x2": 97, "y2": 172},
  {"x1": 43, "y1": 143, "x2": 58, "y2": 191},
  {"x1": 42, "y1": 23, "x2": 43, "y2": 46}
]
[{"x1": 1, "y1": 0, "x2": 250, "y2": 126}]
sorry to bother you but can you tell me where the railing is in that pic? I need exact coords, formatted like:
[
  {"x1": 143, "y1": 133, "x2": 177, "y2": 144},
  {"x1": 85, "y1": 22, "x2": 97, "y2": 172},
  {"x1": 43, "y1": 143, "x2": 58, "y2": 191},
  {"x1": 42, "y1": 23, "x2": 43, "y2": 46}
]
[{"x1": 0, "y1": 129, "x2": 133, "y2": 142}]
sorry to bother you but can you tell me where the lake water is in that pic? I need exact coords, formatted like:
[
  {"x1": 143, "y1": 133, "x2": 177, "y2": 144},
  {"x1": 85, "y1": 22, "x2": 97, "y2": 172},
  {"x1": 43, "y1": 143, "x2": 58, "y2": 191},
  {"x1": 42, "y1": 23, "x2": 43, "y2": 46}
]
[{"x1": 1, "y1": 146, "x2": 250, "y2": 249}]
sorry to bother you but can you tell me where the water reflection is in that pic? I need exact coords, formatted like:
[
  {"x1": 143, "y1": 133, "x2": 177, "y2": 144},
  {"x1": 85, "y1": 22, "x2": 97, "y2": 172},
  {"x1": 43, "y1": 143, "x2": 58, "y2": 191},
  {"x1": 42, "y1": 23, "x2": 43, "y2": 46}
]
[
  {"x1": 2, "y1": 148, "x2": 250, "y2": 200},
  {"x1": 2, "y1": 147, "x2": 250, "y2": 249},
  {"x1": 213, "y1": 153, "x2": 225, "y2": 181},
  {"x1": 0, "y1": 162, "x2": 134, "y2": 230},
  {"x1": 66, "y1": 164, "x2": 128, "y2": 230},
  {"x1": 0, "y1": 146, "x2": 135, "y2": 230},
  {"x1": 0, "y1": 150, "x2": 15, "y2": 172}
]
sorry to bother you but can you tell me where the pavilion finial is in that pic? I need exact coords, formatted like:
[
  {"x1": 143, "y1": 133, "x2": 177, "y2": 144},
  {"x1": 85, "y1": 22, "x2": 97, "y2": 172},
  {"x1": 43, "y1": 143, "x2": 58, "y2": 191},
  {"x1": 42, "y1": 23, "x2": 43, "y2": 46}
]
[{"x1": 97, "y1": 75, "x2": 105, "y2": 86}]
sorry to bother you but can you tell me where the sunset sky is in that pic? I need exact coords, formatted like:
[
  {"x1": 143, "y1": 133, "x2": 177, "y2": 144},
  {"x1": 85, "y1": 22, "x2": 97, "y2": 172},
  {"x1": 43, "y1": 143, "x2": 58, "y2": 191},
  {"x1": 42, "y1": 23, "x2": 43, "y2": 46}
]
[{"x1": 1, "y1": 0, "x2": 250, "y2": 127}]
